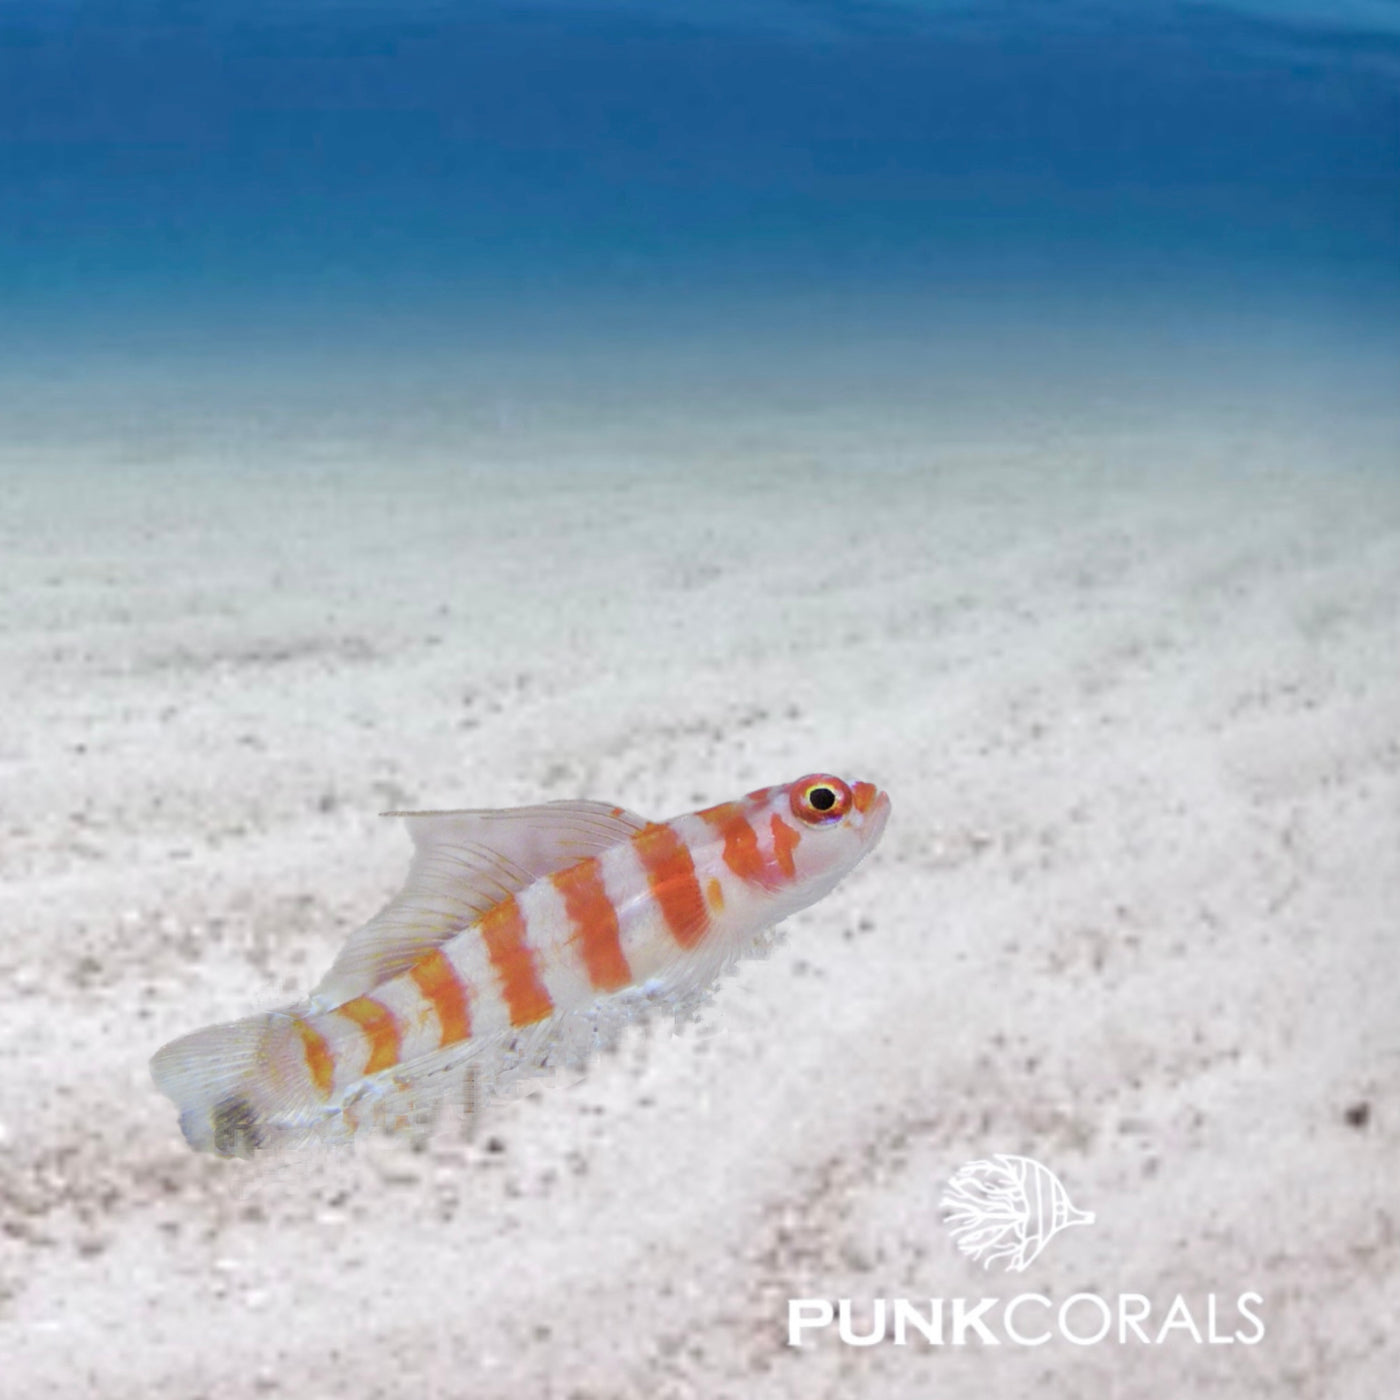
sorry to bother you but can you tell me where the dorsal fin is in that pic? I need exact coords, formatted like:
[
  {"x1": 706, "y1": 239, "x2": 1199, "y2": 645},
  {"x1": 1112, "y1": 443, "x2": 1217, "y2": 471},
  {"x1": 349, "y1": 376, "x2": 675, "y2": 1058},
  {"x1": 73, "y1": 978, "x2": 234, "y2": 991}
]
[{"x1": 310, "y1": 799, "x2": 650, "y2": 1008}]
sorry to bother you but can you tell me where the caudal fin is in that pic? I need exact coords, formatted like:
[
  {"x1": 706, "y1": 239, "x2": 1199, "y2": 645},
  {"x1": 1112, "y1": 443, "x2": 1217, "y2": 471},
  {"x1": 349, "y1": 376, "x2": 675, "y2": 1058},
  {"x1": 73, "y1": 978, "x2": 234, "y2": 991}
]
[{"x1": 150, "y1": 1012, "x2": 325, "y2": 1158}]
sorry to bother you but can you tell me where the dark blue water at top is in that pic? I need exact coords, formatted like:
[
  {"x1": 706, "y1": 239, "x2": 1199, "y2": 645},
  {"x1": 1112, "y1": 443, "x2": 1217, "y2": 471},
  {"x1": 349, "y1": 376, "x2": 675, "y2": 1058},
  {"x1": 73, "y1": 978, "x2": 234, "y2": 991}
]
[{"x1": 0, "y1": 0, "x2": 1396, "y2": 368}]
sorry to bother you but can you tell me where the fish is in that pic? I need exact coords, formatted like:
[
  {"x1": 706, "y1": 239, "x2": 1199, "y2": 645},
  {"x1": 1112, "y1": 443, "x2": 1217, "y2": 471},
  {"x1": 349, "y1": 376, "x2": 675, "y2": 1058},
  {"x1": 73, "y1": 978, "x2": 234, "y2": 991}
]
[{"x1": 151, "y1": 772, "x2": 891, "y2": 1158}]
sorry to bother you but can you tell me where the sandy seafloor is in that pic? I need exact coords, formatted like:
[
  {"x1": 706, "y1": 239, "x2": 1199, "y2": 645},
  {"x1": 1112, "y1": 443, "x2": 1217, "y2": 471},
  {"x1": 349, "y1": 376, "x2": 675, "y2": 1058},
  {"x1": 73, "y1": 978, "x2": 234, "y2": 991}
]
[{"x1": 1, "y1": 304, "x2": 1398, "y2": 1399}]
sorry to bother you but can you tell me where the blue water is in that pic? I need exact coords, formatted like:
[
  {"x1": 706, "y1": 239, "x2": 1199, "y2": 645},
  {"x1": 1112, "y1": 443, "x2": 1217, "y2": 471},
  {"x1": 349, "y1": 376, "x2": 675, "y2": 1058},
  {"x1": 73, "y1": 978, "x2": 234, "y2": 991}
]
[{"x1": 0, "y1": 0, "x2": 1396, "y2": 413}]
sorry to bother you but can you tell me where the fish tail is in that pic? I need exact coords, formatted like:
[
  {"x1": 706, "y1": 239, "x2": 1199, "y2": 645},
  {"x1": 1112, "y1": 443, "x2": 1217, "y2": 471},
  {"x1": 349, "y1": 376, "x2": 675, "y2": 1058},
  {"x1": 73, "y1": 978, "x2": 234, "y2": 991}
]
[{"x1": 150, "y1": 1010, "x2": 325, "y2": 1158}]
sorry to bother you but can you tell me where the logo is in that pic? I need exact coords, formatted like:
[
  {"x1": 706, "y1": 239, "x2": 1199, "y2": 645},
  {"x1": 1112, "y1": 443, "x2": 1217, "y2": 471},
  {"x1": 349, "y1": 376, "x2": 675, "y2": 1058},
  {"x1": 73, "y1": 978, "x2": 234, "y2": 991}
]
[
  {"x1": 940, "y1": 1153, "x2": 1094, "y2": 1273},
  {"x1": 786, "y1": 1150, "x2": 1266, "y2": 1349}
]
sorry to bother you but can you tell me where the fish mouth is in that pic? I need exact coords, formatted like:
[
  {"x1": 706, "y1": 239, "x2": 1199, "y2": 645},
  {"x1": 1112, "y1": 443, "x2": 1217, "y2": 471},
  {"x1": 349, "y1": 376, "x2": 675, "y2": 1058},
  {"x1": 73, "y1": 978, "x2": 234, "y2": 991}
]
[{"x1": 862, "y1": 790, "x2": 892, "y2": 848}]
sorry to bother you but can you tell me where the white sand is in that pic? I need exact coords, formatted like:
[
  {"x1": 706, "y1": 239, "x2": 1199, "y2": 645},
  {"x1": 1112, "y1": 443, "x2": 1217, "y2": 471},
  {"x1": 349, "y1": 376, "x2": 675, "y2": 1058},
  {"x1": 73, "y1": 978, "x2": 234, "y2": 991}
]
[{"x1": 1, "y1": 325, "x2": 1397, "y2": 1398}]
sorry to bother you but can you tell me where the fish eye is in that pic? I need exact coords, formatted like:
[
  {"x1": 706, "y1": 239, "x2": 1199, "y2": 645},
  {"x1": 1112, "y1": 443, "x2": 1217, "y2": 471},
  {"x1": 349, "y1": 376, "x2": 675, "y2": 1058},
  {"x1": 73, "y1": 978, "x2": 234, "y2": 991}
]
[{"x1": 790, "y1": 774, "x2": 853, "y2": 825}]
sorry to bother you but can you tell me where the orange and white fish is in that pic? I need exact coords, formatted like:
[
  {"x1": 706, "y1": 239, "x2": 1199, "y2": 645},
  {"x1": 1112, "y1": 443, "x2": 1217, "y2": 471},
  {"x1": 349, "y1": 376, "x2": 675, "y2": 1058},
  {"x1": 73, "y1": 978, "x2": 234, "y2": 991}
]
[{"x1": 151, "y1": 772, "x2": 890, "y2": 1158}]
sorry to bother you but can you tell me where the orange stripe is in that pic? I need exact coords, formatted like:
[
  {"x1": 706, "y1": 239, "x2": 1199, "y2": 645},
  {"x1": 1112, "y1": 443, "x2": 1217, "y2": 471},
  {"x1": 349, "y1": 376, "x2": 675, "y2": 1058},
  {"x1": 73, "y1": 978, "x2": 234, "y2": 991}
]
[
  {"x1": 770, "y1": 814, "x2": 801, "y2": 882},
  {"x1": 479, "y1": 895, "x2": 554, "y2": 1026},
  {"x1": 337, "y1": 996, "x2": 402, "y2": 1076},
  {"x1": 552, "y1": 858, "x2": 632, "y2": 992},
  {"x1": 700, "y1": 801, "x2": 771, "y2": 888},
  {"x1": 706, "y1": 877, "x2": 725, "y2": 913},
  {"x1": 292, "y1": 1017, "x2": 334, "y2": 1097},
  {"x1": 634, "y1": 822, "x2": 708, "y2": 949},
  {"x1": 852, "y1": 781, "x2": 877, "y2": 814},
  {"x1": 410, "y1": 948, "x2": 473, "y2": 1047}
]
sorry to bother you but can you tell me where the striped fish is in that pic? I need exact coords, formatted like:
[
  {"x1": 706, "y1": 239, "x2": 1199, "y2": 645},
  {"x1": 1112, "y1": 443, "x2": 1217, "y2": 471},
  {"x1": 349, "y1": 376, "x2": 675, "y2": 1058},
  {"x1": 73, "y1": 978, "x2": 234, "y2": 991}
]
[{"x1": 151, "y1": 772, "x2": 891, "y2": 1158}]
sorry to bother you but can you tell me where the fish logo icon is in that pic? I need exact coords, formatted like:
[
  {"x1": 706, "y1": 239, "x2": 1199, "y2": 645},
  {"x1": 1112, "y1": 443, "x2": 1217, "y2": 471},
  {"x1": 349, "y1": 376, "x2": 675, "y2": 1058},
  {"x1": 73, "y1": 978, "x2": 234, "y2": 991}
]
[{"x1": 940, "y1": 1154, "x2": 1095, "y2": 1273}]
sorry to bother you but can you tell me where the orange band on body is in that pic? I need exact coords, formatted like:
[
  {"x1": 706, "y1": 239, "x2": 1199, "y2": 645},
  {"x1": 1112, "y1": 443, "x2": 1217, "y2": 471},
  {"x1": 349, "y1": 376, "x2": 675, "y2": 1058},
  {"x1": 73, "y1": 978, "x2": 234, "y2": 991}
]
[
  {"x1": 770, "y1": 814, "x2": 801, "y2": 882},
  {"x1": 699, "y1": 801, "x2": 769, "y2": 889},
  {"x1": 553, "y1": 858, "x2": 632, "y2": 992},
  {"x1": 410, "y1": 948, "x2": 473, "y2": 1047},
  {"x1": 634, "y1": 822, "x2": 709, "y2": 949},
  {"x1": 337, "y1": 996, "x2": 403, "y2": 1076},
  {"x1": 292, "y1": 1017, "x2": 335, "y2": 1097},
  {"x1": 479, "y1": 895, "x2": 555, "y2": 1027}
]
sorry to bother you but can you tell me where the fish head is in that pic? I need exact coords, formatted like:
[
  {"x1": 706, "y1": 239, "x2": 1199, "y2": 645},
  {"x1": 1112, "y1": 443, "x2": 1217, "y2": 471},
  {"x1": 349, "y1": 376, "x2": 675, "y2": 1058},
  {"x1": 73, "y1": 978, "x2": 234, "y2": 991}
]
[{"x1": 750, "y1": 772, "x2": 891, "y2": 891}]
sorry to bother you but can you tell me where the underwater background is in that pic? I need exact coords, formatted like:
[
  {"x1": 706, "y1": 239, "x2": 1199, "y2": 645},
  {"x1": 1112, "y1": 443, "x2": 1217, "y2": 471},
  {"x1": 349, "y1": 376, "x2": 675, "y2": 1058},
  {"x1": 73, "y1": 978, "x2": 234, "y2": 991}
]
[
  {"x1": 1, "y1": 5, "x2": 1398, "y2": 1399},
  {"x1": 1, "y1": 0, "x2": 1396, "y2": 423}
]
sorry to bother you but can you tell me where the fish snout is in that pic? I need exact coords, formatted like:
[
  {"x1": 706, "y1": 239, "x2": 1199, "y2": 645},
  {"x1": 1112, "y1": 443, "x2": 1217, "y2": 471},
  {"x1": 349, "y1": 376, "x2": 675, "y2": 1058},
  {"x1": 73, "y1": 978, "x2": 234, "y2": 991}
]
[{"x1": 853, "y1": 783, "x2": 891, "y2": 846}]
